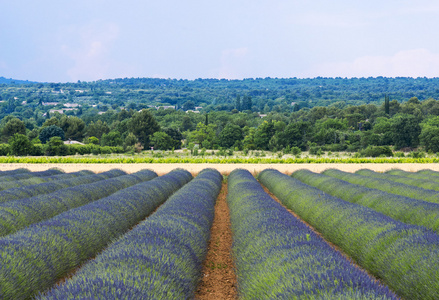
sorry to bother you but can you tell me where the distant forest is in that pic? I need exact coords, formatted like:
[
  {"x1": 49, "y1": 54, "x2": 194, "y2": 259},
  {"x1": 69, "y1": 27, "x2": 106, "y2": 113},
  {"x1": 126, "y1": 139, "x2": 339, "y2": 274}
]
[{"x1": 1, "y1": 76, "x2": 439, "y2": 156}]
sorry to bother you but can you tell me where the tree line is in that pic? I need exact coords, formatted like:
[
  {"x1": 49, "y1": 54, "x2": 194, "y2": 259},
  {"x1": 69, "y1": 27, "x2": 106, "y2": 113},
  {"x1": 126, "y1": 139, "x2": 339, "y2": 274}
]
[{"x1": 2, "y1": 94, "x2": 439, "y2": 156}]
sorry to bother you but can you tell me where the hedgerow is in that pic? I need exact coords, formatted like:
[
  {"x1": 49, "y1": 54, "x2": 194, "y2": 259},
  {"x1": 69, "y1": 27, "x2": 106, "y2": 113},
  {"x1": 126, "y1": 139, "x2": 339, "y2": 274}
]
[
  {"x1": 0, "y1": 169, "x2": 157, "y2": 237},
  {"x1": 292, "y1": 169, "x2": 439, "y2": 233},
  {"x1": 228, "y1": 169, "x2": 396, "y2": 300},
  {"x1": 259, "y1": 169, "x2": 439, "y2": 300},
  {"x1": 324, "y1": 168, "x2": 439, "y2": 203},
  {"x1": 39, "y1": 168, "x2": 222, "y2": 299},
  {"x1": 0, "y1": 169, "x2": 192, "y2": 300}
]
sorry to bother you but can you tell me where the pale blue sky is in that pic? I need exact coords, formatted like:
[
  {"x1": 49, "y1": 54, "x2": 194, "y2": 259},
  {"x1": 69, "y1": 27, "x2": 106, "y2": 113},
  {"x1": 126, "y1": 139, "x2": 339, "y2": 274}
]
[{"x1": 2, "y1": 1, "x2": 439, "y2": 82}]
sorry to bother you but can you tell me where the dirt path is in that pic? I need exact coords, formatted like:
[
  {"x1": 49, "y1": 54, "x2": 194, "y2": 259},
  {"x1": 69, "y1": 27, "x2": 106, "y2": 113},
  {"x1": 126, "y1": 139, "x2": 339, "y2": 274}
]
[
  {"x1": 1, "y1": 163, "x2": 438, "y2": 175},
  {"x1": 195, "y1": 182, "x2": 237, "y2": 300}
]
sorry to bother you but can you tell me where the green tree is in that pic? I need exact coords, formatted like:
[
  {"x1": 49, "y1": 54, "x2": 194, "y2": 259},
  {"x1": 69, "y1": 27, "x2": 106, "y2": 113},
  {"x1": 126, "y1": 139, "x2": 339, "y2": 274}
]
[
  {"x1": 45, "y1": 136, "x2": 68, "y2": 156},
  {"x1": 182, "y1": 100, "x2": 195, "y2": 111},
  {"x1": 242, "y1": 127, "x2": 256, "y2": 150},
  {"x1": 242, "y1": 95, "x2": 252, "y2": 111},
  {"x1": 163, "y1": 128, "x2": 183, "y2": 149},
  {"x1": 86, "y1": 136, "x2": 100, "y2": 145},
  {"x1": 254, "y1": 121, "x2": 275, "y2": 150},
  {"x1": 150, "y1": 131, "x2": 174, "y2": 150},
  {"x1": 2, "y1": 118, "x2": 26, "y2": 142},
  {"x1": 86, "y1": 120, "x2": 110, "y2": 139},
  {"x1": 128, "y1": 109, "x2": 160, "y2": 147},
  {"x1": 59, "y1": 116, "x2": 85, "y2": 141},
  {"x1": 388, "y1": 100, "x2": 401, "y2": 117},
  {"x1": 181, "y1": 115, "x2": 193, "y2": 131},
  {"x1": 419, "y1": 116, "x2": 439, "y2": 153},
  {"x1": 42, "y1": 117, "x2": 60, "y2": 128},
  {"x1": 372, "y1": 117, "x2": 393, "y2": 145},
  {"x1": 235, "y1": 95, "x2": 241, "y2": 111},
  {"x1": 218, "y1": 123, "x2": 243, "y2": 148},
  {"x1": 270, "y1": 121, "x2": 309, "y2": 150},
  {"x1": 187, "y1": 122, "x2": 217, "y2": 149},
  {"x1": 39, "y1": 125, "x2": 65, "y2": 144},
  {"x1": 101, "y1": 131, "x2": 123, "y2": 147},
  {"x1": 390, "y1": 114, "x2": 422, "y2": 149},
  {"x1": 384, "y1": 95, "x2": 390, "y2": 115},
  {"x1": 124, "y1": 132, "x2": 138, "y2": 149},
  {"x1": 9, "y1": 133, "x2": 33, "y2": 156}
]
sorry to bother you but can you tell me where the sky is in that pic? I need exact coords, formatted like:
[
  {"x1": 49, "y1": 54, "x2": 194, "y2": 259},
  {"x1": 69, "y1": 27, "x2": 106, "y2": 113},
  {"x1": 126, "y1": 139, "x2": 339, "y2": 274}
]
[{"x1": 2, "y1": 1, "x2": 439, "y2": 82}]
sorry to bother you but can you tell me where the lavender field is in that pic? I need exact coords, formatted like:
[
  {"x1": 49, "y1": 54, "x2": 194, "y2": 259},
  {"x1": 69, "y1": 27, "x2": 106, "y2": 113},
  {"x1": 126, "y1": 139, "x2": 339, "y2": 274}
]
[{"x1": 0, "y1": 167, "x2": 438, "y2": 299}]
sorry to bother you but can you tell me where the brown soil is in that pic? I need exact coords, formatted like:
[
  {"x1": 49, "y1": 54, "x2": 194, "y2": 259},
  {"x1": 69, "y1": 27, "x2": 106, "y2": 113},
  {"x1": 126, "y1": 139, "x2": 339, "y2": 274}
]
[{"x1": 195, "y1": 182, "x2": 237, "y2": 300}]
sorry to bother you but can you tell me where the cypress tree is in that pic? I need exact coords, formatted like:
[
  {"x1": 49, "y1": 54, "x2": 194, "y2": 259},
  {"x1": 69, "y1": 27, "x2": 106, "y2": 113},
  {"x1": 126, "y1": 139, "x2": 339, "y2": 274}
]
[
  {"x1": 235, "y1": 95, "x2": 241, "y2": 111},
  {"x1": 384, "y1": 95, "x2": 390, "y2": 115}
]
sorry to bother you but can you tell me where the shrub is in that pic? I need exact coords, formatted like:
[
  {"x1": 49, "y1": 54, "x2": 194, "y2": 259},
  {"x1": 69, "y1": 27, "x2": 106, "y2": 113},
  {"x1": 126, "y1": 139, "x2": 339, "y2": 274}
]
[
  {"x1": 8, "y1": 133, "x2": 33, "y2": 156},
  {"x1": 360, "y1": 145, "x2": 393, "y2": 157}
]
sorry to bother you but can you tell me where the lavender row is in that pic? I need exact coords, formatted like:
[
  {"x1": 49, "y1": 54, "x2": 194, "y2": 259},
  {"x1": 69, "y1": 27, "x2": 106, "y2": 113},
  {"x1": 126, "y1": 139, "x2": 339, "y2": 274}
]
[
  {"x1": 356, "y1": 168, "x2": 439, "y2": 191},
  {"x1": 39, "y1": 169, "x2": 222, "y2": 300},
  {"x1": 0, "y1": 169, "x2": 119, "y2": 204},
  {"x1": 0, "y1": 168, "x2": 63, "y2": 184},
  {"x1": 0, "y1": 169, "x2": 192, "y2": 299},
  {"x1": 0, "y1": 169, "x2": 155, "y2": 237},
  {"x1": 260, "y1": 169, "x2": 439, "y2": 300},
  {"x1": 227, "y1": 169, "x2": 396, "y2": 299},
  {"x1": 0, "y1": 169, "x2": 94, "y2": 193},
  {"x1": 0, "y1": 168, "x2": 29, "y2": 176},
  {"x1": 324, "y1": 168, "x2": 439, "y2": 203},
  {"x1": 386, "y1": 169, "x2": 439, "y2": 183},
  {"x1": 292, "y1": 169, "x2": 439, "y2": 233}
]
